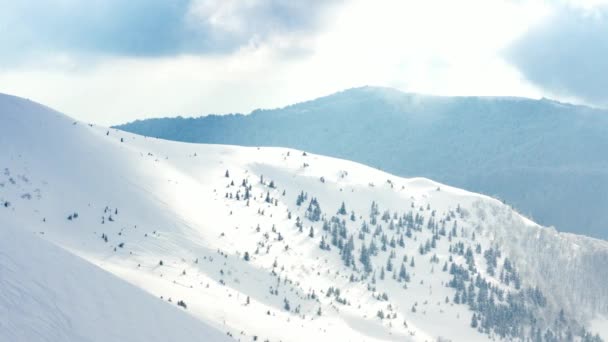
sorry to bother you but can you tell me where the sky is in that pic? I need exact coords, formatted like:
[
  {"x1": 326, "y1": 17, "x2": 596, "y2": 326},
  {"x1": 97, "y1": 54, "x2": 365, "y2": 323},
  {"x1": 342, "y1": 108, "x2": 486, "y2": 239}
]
[{"x1": 0, "y1": 0, "x2": 606, "y2": 125}]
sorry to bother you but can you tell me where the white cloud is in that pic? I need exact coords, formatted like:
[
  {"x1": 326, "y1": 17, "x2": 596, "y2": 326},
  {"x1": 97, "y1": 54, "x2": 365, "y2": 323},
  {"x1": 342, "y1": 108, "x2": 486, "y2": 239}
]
[
  {"x1": 506, "y1": 2, "x2": 608, "y2": 107},
  {"x1": 0, "y1": 0, "x2": 602, "y2": 124}
]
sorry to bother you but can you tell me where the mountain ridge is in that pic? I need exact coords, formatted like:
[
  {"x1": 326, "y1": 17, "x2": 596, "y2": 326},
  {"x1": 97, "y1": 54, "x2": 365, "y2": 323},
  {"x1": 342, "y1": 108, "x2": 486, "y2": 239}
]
[
  {"x1": 2, "y1": 93, "x2": 607, "y2": 341},
  {"x1": 117, "y1": 87, "x2": 600, "y2": 123},
  {"x1": 115, "y1": 87, "x2": 608, "y2": 239}
]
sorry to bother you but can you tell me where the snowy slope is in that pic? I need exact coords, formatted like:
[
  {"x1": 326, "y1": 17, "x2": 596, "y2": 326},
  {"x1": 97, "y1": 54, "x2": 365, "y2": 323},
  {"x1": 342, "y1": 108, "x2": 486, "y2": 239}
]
[
  {"x1": 116, "y1": 86, "x2": 608, "y2": 240},
  {"x1": 0, "y1": 218, "x2": 229, "y2": 342},
  {"x1": 1, "y1": 93, "x2": 607, "y2": 341}
]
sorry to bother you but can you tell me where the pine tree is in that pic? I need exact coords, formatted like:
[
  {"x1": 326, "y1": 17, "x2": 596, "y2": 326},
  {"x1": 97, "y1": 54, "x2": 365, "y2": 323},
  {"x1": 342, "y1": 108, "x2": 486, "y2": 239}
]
[
  {"x1": 341, "y1": 235, "x2": 355, "y2": 267},
  {"x1": 369, "y1": 239, "x2": 378, "y2": 256},
  {"x1": 319, "y1": 236, "x2": 330, "y2": 251},
  {"x1": 399, "y1": 263, "x2": 408, "y2": 281},
  {"x1": 337, "y1": 202, "x2": 347, "y2": 215},
  {"x1": 471, "y1": 313, "x2": 478, "y2": 328},
  {"x1": 244, "y1": 187, "x2": 251, "y2": 200},
  {"x1": 360, "y1": 243, "x2": 372, "y2": 273},
  {"x1": 305, "y1": 198, "x2": 322, "y2": 221},
  {"x1": 331, "y1": 225, "x2": 338, "y2": 246},
  {"x1": 296, "y1": 191, "x2": 306, "y2": 206},
  {"x1": 386, "y1": 257, "x2": 393, "y2": 272}
]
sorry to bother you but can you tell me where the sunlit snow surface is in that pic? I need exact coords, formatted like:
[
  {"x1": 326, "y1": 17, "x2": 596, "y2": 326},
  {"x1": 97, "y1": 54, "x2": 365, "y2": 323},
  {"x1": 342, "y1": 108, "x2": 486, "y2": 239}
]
[
  {"x1": 0, "y1": 221, "x2": 229, "y2": 342},
  {"x1": 1, "y1": 93, "x2": 607, "y2": 341}
]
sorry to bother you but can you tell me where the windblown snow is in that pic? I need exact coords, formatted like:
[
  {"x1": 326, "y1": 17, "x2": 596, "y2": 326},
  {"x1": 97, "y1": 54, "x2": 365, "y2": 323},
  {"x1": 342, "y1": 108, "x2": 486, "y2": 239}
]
[{"x1": 1, "y1": 93, "x2": 607, "y2": 341}]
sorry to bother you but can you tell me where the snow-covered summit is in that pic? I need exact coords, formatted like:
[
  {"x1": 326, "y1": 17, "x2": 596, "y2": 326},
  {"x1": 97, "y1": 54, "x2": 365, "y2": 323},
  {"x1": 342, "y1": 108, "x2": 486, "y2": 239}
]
[{"x1": 1, "y1": 94, "x2": 607, "y2": 341}]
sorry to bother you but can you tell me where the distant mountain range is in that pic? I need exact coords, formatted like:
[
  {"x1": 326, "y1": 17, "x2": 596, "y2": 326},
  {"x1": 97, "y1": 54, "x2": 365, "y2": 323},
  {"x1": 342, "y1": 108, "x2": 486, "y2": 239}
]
[{"x1": 116, "y1": 86, "x2": 608, "y2": 240}]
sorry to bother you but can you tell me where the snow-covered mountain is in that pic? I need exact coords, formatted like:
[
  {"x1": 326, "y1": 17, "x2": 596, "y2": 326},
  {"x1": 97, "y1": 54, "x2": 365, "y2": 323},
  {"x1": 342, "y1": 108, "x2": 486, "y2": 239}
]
[
  {"x1": 1, "y1": 93, "x2": 607, "y2": 341},
  {"x1": 115, "y1": 86, "x2": 608, "y2": 240},
  {"x1": 0, "y1": 220, "x2": 229, "y2": 342}
]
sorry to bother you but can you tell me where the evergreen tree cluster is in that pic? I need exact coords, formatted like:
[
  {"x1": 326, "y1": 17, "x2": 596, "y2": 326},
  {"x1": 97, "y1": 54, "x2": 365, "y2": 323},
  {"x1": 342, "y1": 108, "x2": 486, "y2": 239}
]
[
  {"x1": 288, "y1": 192, "x2": 599, "y2": 341},
  {"x1": 305, "y1": 197, "x2": 322, "y2": 221}
]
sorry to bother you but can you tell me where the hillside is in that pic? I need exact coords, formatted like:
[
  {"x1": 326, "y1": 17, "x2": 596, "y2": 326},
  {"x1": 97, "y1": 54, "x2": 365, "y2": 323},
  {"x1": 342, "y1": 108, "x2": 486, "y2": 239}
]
[
  {"x1": 1, "y1": 93, "x2": 607, "y2": 341},
  {"x1": 116, "y1": 87, "x2": 608, "y2": 240},
  {"x1": 0, "y1": 220, "x2": 229, "y2": 342},
  {"x1": 0, "y1": 95, "x2": 229, "y2": 342}
]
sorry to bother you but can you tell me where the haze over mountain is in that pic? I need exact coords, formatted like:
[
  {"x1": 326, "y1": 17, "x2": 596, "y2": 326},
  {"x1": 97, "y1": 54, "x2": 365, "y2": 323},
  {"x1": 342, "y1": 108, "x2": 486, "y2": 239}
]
[
  {"x1": 2, "y1": 93, "x2": 607, "y2": 341},
  {"x1": 116, "y1": 86, "x2": 608, "y2": 240}
]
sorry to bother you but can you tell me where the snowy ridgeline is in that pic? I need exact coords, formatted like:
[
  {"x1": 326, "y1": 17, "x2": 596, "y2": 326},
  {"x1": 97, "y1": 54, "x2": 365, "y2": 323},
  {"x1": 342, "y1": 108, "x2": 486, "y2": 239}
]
[
  {"x1": 116, "y1": 86, "x2": 608, "y2": 240},
  {"x1": 0, "y1": 93, "x2": 607, "y2": 342}
]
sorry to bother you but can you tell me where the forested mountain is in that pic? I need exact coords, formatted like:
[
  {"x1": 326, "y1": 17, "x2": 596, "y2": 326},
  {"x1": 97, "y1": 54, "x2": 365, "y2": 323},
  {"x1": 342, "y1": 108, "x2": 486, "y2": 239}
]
[{"x1": 117, "y1": 87, "x2": 608, "y2": 239}]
